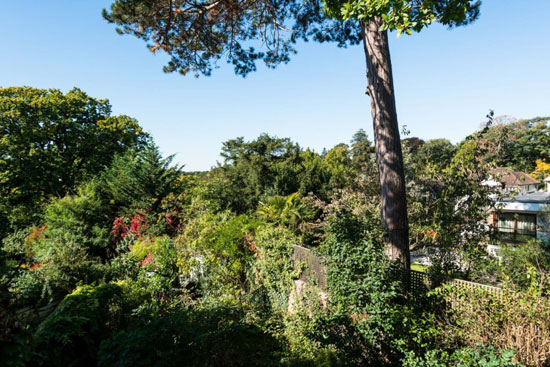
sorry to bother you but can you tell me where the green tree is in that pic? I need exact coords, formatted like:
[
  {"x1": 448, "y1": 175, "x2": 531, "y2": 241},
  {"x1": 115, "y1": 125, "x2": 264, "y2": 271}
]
[
  {"x1": 324, "y1": 0, "x2": 480, "y2": 268},
  {"x1": 175, "y1": 213, "x2": 263, "y2": 299},
  {"x1": 414, "y1": 139, "x2": 456, "y2": 170},
  {"x1": 298, "y1": 148, "x2": 333, "y2": 200},
  {"x1": 0, "y1": 87, "x2": 147, "y2": 236},
  {"x1": 98, "y1": 143, "x2": 182, "y2": 215},
  {"x1": 205, "y1": 134, "x2": 304, "y2": 213},
  {"x1": 103, "y1": 0, "x2": 481, "y2": 267},
  {"x1": 350, "y1": 129, "x2": 375, "y2": 175},
  {"x1": 324, "y1": 144, "x2": 354, "y2": 190},
  {"x1": 407, "y1": 140, "x2": 495, "y2": 279},
  {"x1": 467, "y1": 116, "x2": 550, "y2": 172}
]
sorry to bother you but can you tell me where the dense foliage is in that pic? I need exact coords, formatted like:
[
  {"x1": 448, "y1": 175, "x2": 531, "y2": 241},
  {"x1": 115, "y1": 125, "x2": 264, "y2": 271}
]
[
  {"x1": 468, "y1": 116, "x2": 550, "y2": 173},
  {"x1": 2, "y1": 90, "x2": 548, "y2": 366},
  {"x1": 103, "y1": 0, "x2": 362, "y2": 77},
  {"x1": 0, "y1": 87, "x2": 147, "y2": 237}
]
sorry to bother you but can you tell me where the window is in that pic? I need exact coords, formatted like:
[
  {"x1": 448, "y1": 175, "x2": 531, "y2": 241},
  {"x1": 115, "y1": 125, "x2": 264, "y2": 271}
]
[{"x1": 495, "y1": 212, "x2": 537, "y2": 243}]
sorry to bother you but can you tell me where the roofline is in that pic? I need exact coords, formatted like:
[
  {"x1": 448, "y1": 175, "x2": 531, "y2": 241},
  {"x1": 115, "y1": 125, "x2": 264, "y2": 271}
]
[
  {"x1": 510, "y1": 182, "x2": 539, "y2": 186},
  {"x1": 498, "y1": 200, "x2": 550, "y2": 204}
]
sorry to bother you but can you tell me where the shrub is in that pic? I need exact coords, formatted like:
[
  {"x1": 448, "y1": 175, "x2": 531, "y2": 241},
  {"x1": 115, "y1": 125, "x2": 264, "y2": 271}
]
[
  {"x1": 1, "y1": 229, "x2": 41, "y2": 306},
  {"x1": 132, "y1": 236, "x2": 180, "y2": 304},
  {"x1": 175, "y1": 213, "x2": 262, "y2": 302},
  {"x1": 104, "y1": 252, "x2": 140, "y2": 282},
  {"x1": 98, "y1": 306, "x2": 283, "y2": 367},
  {"x1": 497, "y1": 240, "x2": 550, "y2": 293},
  {"x1": 32, "y1": 283, "x2": 128, "y2": 367},
  {"x1": 300, "y1": 209, "x2": 444, "y2": 366},
  {"x1": 246, "y1": 224, "x2": 325, "y2": 360},
  {"x1": 18, "y1": 183, "x2": 111, "y2": 298},
  {"x1": 8, "y1": 226, "x2": 105, "y2": 307},
  {"x1": 249, "y1": 225, "x2": 300, "y2": 313},
  {"x1": 402, "y1": 347, "x2": 521, "y2": 367},
  {"x1": 319, "y1": 210, "x2": 403, "y2": 364},
  {"x1": 39, "y1": 183, "x2": 111, "y2": 258},
  {"x1": 439, "y1": 285, "x2": 550, "y2": 367}
]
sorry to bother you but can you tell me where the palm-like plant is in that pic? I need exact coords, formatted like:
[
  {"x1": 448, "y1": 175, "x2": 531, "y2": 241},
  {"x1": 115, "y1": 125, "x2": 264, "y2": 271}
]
[{"x1": 257, "y1": 193, "x2": 313, "y2": 231}]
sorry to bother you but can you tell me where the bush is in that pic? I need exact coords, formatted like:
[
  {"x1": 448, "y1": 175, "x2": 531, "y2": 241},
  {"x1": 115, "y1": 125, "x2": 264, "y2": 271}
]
[
  {"x1": 246, "y1": 224, "x2": 323, "y2": 360},
  {"x1": 17, "y1": 183, "x2": 112, "y2": 299},
  {"x1": 294, "y1": 209, "x2": 444, "y2": 366},
  {"x1": 175, "y1": 213, "x2": 262, "y2": 302},
  {"x1": 98, "y1": 306, "x2": 283, "y2": 367},
  {"x1": 39, "y1": 183, "x2": 111, "y2": 258},
  {"x1": 132, "y1": 236, "x2": 180, "y2": 304},
  {"x1": 403, "y1": 347, "x2": 521, "y2": 367},
  {"x1": 1, "y1": 229, "x2": 40, "y2": 306},
  {"x1": 32, "y1": 283, "x2": 129, "y2": 367},
  {"x1": 439, "y1": 285, "x2": 550, "y2": 367},
  {"x1": 497, "y1": 240, "x2": 550, "y2": 293},
  {"x1": 249, "y1": 225, "x2": 300, "y2": 313},
  {"x1": 7, "y1": 226, "x2": 104, "y2": 307},
  {"x1": 104, "y1": 252, "x2": 140, "y2": 282},
  {"x1": 319, "y1": 210, "x2": 403, "y2": 364}
]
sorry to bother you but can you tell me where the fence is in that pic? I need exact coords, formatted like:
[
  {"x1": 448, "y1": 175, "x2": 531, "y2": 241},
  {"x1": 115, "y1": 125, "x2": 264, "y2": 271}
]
[
  {"x1": 291, "y1": 244, "x2": 505, "y2": 297},
  {"x1": 408, "y1": 269, "x2": 505, "y2": 298},
  {"x1": 291, "y1": 246, "x2": 548, "y2": 366}
]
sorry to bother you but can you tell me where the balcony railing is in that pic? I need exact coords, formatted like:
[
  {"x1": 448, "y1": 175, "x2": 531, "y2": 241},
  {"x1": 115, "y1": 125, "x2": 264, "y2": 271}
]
[{"x1": 494, "y1": 226, "x2": 536, "y2": 243}]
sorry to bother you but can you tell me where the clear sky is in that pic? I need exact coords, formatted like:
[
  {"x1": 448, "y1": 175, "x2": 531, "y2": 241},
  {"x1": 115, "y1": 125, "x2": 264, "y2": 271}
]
[{"x1": 1, "y1": 1, "x2": 549, "y2": 171}]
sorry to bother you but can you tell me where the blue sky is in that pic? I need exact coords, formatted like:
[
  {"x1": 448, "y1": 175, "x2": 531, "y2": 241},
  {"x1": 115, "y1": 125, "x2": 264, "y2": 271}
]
[{"x1": 1, "y1": 1, "x2": 549, "y2": 171}]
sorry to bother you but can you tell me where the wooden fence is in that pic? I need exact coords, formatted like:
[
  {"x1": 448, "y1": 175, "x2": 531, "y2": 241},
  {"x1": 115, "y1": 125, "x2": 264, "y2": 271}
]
[{"x1": 408, "y1": 269, "x2": 505, "y2": 297}]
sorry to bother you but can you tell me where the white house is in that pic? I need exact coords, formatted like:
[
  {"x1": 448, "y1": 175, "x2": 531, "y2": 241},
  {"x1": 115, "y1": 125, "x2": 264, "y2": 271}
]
[{"x1": 490, "y1": 185, "x2": 550, "y2": 243}]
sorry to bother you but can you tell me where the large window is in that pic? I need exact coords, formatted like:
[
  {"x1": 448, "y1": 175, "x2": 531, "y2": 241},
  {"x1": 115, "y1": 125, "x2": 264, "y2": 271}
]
[{"x1": 496, "y1": 212, "x2": 537, "y2": 243}]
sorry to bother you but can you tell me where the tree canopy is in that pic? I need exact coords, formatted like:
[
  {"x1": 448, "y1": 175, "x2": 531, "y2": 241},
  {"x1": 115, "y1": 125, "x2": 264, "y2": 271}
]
[
  {"x1": 103, "y1": 0, "x2": 480, "y2": 77},
  {"x1": 466, "y1": 116, "x2": 550, "y2": 173},
  {"x1": 103, "y1": 0, "x2": 361, "y2": 77},
  {"x1": 323, "y1": 0, "x2": 480, "y2": 34},
  {"x1": 0, "y1": 87, "x2": 147, "y2": 235}
]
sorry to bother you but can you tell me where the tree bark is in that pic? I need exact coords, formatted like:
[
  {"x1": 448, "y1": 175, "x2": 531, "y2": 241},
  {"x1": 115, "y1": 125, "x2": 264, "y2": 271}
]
[{"x1": 361, "y1": 18, "x2": 410, "y2": 269}]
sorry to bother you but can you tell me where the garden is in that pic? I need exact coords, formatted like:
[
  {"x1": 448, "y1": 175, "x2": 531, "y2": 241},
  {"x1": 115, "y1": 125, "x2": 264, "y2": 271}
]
[{"x1": 1, "y1": 87, "x2": 549, "y2": 366}]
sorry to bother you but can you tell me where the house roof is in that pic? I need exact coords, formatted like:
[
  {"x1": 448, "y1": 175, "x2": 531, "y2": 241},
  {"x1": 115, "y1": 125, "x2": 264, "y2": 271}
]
[
  {"x1": 490, "y1": 168, "x2": 539, "y2": 187},
  {"x1": 500, "y1": 191, "x2": 550, "y2": 204}
]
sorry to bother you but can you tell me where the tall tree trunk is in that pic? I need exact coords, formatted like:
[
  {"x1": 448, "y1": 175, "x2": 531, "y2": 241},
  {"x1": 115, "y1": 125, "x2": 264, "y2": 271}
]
[{"x1": 361, "y1": 17, "x2": 410, "y2": 269}]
